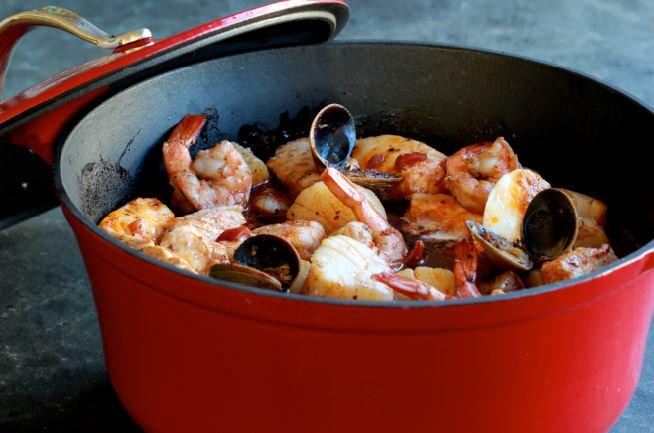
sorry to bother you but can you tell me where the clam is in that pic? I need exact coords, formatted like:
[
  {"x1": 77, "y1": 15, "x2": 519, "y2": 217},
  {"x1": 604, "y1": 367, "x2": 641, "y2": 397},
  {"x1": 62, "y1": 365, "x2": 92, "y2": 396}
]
[
  {"x1": 310, "y1": 103, "x2": 401, "y2": 195},
  {"x1": 310, "y1": 103, "x2": 356, "y2": 169},
  {"x1": 466, "y1": 220, "x2": 533, "y2": 271},
  {"x1": 468, "y1": 187, "x2": 608, "y2": 267},
  {"x1": 521, "y1": 188, "x2": 580, "y2": 261},
  {"x1": 209, "y1": 234, "x2": 301, "y2": 291}
]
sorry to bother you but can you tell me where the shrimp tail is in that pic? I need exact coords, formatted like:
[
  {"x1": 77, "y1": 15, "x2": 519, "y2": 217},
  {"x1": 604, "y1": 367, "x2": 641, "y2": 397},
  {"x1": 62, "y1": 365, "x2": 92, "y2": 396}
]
[
  {"x1": 163, "y1": 114, "x2": 207, "y2": 184},
  {"x1": 373, "y1": 272, "x2": 448, "y2": 301},
  {"x1": 404, "y1": 240, "x2": 425, "y2": 268},
  {"x1": 321, "y1": 167, "x2": 365, "y2": 210},
  {"x1": 170, "y1": 114, "x2": 206, "y2": 148},
  {"x1": 454, "y1": 239, "x2": 481, "y2": 298},
  {"x1": 322, "y1": 167, "x2": 407, "y2": 264}
]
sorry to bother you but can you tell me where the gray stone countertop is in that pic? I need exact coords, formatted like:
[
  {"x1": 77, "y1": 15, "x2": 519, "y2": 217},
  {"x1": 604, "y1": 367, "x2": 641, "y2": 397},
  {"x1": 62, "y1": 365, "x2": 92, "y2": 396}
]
[{"x1": 0, "y1": 0, "x2": 653, "y2": 432}]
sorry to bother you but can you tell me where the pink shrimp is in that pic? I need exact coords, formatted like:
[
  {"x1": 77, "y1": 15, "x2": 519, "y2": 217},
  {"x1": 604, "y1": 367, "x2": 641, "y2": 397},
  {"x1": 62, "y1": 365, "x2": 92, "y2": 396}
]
[
  {"x1": 321, "y1": 167, "x2": 407, "y2": 264},
  {"x1": 453, "y1": 239, "x2": 482, "y2": 298},
  {"x1": 163, "y1": 114, "x2": 252, "y2": 211},
  {"x1": 445, "y1": 136, "x2": 520, "y2": 213},
  {"x1": 373, "y1": 272, "x2": 448, "y2": 301}
]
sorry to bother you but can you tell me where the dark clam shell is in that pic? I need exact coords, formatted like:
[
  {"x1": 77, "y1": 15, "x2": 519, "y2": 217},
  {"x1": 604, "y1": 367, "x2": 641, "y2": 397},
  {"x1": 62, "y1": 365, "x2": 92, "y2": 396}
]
[
  {"x1": 209, "y1": 263, "x2": 283, "y2": 291},
  {"x1": 233, "y1": 234, "x2": 301, "y2": 289},
  {"x1": 521, "y1": 188, "x2": 579, "y2": 261},
  {"x1": 466, "y1": 220, "x2": 533, "y2": 271},
  {"x1": 310, "y1": 103, "x2": 401, "y2": 198},
  {"x1": 310, "y1": 103, "x2": 356, "y2": 169},
  {"x1": 209, "y1": 234, "x2": 302, "y2": 291},
  {"x1": 346, "y1": 167, "x2": 401, "y2": 197}
]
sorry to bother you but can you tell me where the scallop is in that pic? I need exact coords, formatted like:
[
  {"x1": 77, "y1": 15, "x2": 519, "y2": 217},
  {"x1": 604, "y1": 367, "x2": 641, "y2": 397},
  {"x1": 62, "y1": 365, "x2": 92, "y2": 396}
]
[
  {"x1": 99, "y1": 197, "x2": 174, "y2": 243},
  {"x1": 233, "y1": 143, "x2": 270, "y2": 186},
  {"x1": 287, "y1": 181, "x2": 387, "y2": 233},
  {"x1": 483, "y1": 169, "x2": 550, "y2": 243},
  {"x1": 266, "y1": 137, "x2": 322, "y2": 197},
  {"x1": 398, "y1": 267, "x2": 455, "y2": 296},
  {"x1": 253, "y1": 220, "x2": 326, "y2": 260},
  {"x1": 305, "y1": 235, "x2": 393, "y2": 301}
]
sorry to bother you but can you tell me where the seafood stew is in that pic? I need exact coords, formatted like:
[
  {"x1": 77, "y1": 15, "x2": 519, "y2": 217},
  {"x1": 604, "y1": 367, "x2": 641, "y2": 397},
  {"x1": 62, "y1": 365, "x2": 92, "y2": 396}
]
[{"x1": 99, "y1": 104, "x2": 618, "y2": 302}]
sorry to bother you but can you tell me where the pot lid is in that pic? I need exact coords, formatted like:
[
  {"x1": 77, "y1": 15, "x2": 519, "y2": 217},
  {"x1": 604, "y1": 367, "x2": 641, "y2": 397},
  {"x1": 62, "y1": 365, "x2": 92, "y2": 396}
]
[
  {"x1": 0, "y1": 1, "x2": 347, "y2": 230},
  {"x1": 0, "y1": 0, "x2": 349, "y2": 133}
]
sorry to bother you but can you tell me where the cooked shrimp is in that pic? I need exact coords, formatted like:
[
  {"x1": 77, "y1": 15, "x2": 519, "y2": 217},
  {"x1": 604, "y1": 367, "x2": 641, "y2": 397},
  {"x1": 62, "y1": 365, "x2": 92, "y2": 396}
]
[
  {"x1": 99, "y1": 198, "x2": 174, "y2": 244},
  {"x1": 373, "y1": 272, "x2": 448, "y2": 301},
  {"x1": 160, "y1": 206, "x2": 246, "y2": 274},
  {"x1": 160, "y1": 225, "x2": 229, "y2": 274},
  {"x1": 170, "y1": 187, "x2": 197, "y2": 215},
  {"x1": 163, "y1": 114, "x2": 252, "y2": 210},
  {"x1": 403, "y1": 240, "x2": 425, "y2": 268},
  {"x1": 540, "y1": 244, "x2": 617, "y2": 284},
  {"x1": 395, "y1": 266, "x2": 455, "y2": 297},
  {"x1": 445, "y1": 137, "x2": 520, "y2": 213},
  {"x1": 167, "y1": 206, "x2": 245, "y2": 239},
  {"x1": 453, "y1": 240, "x2": 482, "y2": 298},
  {"x1": 392, "y1": 156, "x2": 447, "y2": 198},
  {"x1": 287, "y1": 180, "x2": 386, "y2": 234},
  {"x1": 249, "y1": 185, "x2": 291, "y2": 217},
  {"x1": 253, "y1": 220, "x2": 326, "y2": 260},
  {"x1": 266, "y1": 137, "x2": 322, "y2": 197},
  {"x1": 332, "y1": 221, "x2": 378, "y2": 252},
  {"x1": 321, "y1": 167, "x2": 407, "y2": 264},
  {"x1": 305, "y1": 235, "x2": 393, "y2": 301},
  {"x1": 483, "y1": 169, "x2": 550, "y2": 243},
  {"x1": 138, "y1": 243, "x2": 197, "y2": 274},
  {"x1": 352, "y1": 135, "x2": 447, "y2": 197},
  {"x1": 478, "y1": 271, "x2": 524, "y2": 295},
  {"x1": 401, "y1": 193, "x2": 482, "y2": 242}
]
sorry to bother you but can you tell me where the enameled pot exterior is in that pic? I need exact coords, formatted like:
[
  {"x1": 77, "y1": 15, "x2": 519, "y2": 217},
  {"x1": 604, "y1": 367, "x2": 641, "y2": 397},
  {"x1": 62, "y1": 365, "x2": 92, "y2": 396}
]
[{"x1": 63, "y1": 206, "x2": 654, "y2": 433}]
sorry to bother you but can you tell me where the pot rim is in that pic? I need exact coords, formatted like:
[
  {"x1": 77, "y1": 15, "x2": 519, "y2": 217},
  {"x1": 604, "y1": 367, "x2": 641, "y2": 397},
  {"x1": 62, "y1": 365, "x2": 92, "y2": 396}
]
[{"x1": 54, "y1": 40, "x2": 654, "y2": 309}]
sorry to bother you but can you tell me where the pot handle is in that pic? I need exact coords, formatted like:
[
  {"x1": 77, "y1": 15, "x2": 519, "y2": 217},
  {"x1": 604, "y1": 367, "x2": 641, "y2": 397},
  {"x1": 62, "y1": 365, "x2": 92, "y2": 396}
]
[{"x1": 0, "y1": 5, "x2": 152, "y2": 100}]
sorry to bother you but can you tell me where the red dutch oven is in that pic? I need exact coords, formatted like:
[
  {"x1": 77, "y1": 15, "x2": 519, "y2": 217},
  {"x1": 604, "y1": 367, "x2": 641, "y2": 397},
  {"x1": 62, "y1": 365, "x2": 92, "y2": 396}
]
[{"x1": 1, "y1": 2, "x2": 653, "y2": 432}]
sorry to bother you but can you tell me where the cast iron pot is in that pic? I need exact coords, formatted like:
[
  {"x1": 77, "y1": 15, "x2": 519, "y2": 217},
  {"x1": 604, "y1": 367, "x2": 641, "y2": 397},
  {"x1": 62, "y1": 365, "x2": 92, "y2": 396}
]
[{"x1": 1, "y1": 2, "x2": 653, "y2": 433}]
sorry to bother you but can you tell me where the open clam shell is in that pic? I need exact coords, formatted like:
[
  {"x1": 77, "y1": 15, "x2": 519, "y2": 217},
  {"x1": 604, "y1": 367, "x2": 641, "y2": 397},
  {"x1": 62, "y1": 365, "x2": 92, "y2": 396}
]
[
  {"x1": 521, "y1": 188, "x2": 579, "y2": 262},
  {"x1": 209, "y1": 262, "x2": 284, "y2": 291},
  {"x1": 209, "y1": 234, "x2": 302, "y2": 291},
  {"x1": 466, "y1": 220, "x2": 533, "y2": 271},
  {"x1": 310, "y1": 103, "x2": 356, "y2": 169},
  {"x1": 309, "y1": 103, "x2": 401, "y2": 196},
  {"x1": 345, "y1": 167, "x2": 401, "y2": 195}
]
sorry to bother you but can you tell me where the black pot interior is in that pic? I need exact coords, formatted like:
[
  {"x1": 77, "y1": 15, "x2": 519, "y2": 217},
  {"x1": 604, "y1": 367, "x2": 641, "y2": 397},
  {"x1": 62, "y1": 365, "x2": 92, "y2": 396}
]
[{"x1": 58, "y1": 43, "x2": 654, "y2": 257}]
